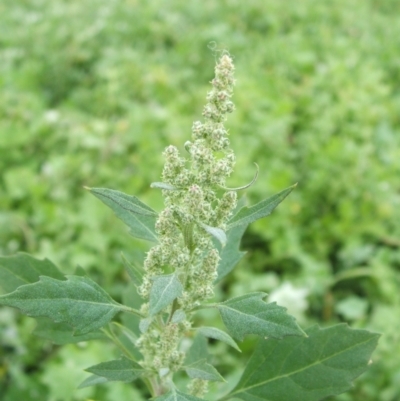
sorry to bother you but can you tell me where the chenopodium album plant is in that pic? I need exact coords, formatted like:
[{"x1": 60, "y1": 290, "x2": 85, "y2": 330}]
[{"x1": 0, "y1": 54, "x2": 379, "y2": 400}]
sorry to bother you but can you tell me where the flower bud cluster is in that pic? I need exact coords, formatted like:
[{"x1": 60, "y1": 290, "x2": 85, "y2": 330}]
[
  {"x1": 187, "y1": 248, "x2": 220, "y2": 302},
  {"x1": 137, "y1": 54, "x2": 238, "y2": 394}
]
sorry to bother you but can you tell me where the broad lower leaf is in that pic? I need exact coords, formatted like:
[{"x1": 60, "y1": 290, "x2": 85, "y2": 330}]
[
  {"x1": 0, "y1": 253, "x2": 64, "y2": 294},
  {"x1": 149, "y1": 274, "x2": 183, "y2": 316},
  {"x1": 33, "y1": 317, "x2": 106, "y2": 345},
  {"x1": 185, "y1": 359, "x2": 225, "y2": 382},
  {"x1": 78, "y1": 374, "x2": 109, "y2": 389},
  {"x1": 226, "y1": 324, "x2": 380, "y2": 401},
  {"x1": 197, "y1": 326, "x2": 241, "y2": 352},
  {"x1": 153, "y1": 389, "x2": 205, "y2": 401},
  {"x1": 226, "y1": 185, "x2": 296, "y2": 230},
  {"x1": 85, "y1": 356, "x2": 143, "y2": 382},
  {"x1": 87, "y1": 187, "x2": 158, "y2": 242},
  {"x1": 217, "y1": 293, "x2": 305, "y2": 341},
  {"x1": 0, "y1": 275, "x2": 128, "y2": 335},
  {"x1": 215, "y1": 223, "x2": 247, "y2": 283}
]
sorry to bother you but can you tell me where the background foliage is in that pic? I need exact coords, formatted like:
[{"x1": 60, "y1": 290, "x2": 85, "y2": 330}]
[{"x1": 1, "y1": 0, "x2": 399, "y2": 400}]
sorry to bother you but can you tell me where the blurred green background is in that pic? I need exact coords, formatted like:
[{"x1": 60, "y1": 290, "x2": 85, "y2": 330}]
[{"x1": 1, "y1": 0, "x2": 400, "y2": 400}]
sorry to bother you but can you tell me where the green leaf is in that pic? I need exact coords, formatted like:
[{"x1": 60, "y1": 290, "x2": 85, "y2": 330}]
[
  {"x1": 0, "y1": 275, "x2": 129, "y2": 335},
  {"x1": 185, "y1": 333, "x2": 209, "y2": 365},
  {"x1": 197, "y1": 327, "x2": 241, "y2": 352},
  {"x1": 153, "y1": 389, "x2": 205, "y2": 401},
  {"x1": 0, "y1": 253, "x2": 64, "y2": 294},
  {"x1": 149, "y1": 274, "x2": 183, "y2": 316},
  {"x1": 226, "y1": 185, "x2": 296, "y2": 230},
  {"x1": 216, "y1": 293, "x2": 305, "y2": 341},
  {"x1": 121, "y1": 252, "x2": 143, "y2": 287},
  {"x1": 226, "y1": 324, "x2": 380, "y2": 401},
  {"x1": 108, "y1": 322, "x2": 142, "y2": 361},
  {"x1": 199, "y1": 223, "x2": 227, "y2": 247},
  {"x1": 78, "y1": 374, "x2": 109, "y2": 389},
  {"x1": 171, "y1": 309, "x2": 186, "y2": 323},
  {"x1": 85, "y1": 356, "x2": 143, "y2": 383},
  {"x1": 139, "y1": 317, "x2": 154, "y2": 333},
  {"x1": 215, "y1": 224, "x2": 247, "y2": 283},
  {"x1": 150, "y1": 182, "x2": 177, "y2": 190},
  {"x1": 33, "y1": 317, "x2": 106, "y2": 345},
  {"x1": 87, "y1": 187, "x2": 158, "y2": 242},
  {"x1": 185, "y1": 359, "x2": 225, "y2": 382}
]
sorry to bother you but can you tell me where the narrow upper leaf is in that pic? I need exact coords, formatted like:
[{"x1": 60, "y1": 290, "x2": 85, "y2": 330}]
[
  {"x1": 139, "y1": 316, "x2": 154, "y2": 333},
  {"x1": 152, "y1": 389, "x2": 205, "y2": 401},
  {"x1": 227, "y1": 324, "x2": 380, "y2": 401},
  {"x1": 185, "y1": 359, "x2": 225, "y2": 382},
  {"x1": 150, "y1": 182, "x2": 178, "y2": 190},
  {"x1": 87, "y1": 187, "x2": 158, "y2": 242},
  {"x1": 227, "y1": 185, "x2": 296, "y2": 230},
  {"x1": 171, "y1": 309, "x2": 186, "y2": 323},
  {"x1": 215, "y1": 223, "x2": 247, "y2": 283},
  {"x1": 33, "y1": 317, "x2": 106, "y2": 345},
  {"x1": 197, "y1": 326, "x2": 241, "y2": 352},
  {"x1": 0, "y1": 275, "x2": 127, "y2": 335},
  {"x1": 78, "y1": 374, "x2": 109, "y2": 389},
  {"x1": 149, "y1": 274, "x2": 183, "y2": 316},
  {"x1": 0, "y1": 253, "x2": 64, "y2": 294},
  {"x1": 217, "y1": 293, "x2": 305, "y2": 341},
  {"x1": 85, "y1": 356, "x2": 143, "y2": 383},
  {"x1": 199, "y1": 223, "x2": 227, "y2": 247},
  {"x1": 121, "y1": 252, "x2": 143, "y2": 287},
  {"x1": 185, "y1": 333, "x2": 209, "y2": 366}
]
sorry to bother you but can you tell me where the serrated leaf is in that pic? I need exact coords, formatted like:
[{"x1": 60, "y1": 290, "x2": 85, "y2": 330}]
[
  {"x1": 215, "y1": 223, "x2": 247, "y2": 283},
  {"x1": 217, "y1": 293, "x2": 305, "y2": 341},
  {"x1": 227, "y1": 185, "x2": 296, "y2": 230},
  {"x1": 226, "y1": 324, "x2": 380, "y2": 401},
  {"x1": 87, "y1": 187, "x2": 158, "y2": 242},
  {"x1": 33, "y1": 317, "x2": 106, "y2": 345},
  {"x1": 149, "y1": 274, "x2": 183, "y2": 316},
  {"x1": 78, "y1": 374, "x2": 109, "y2": 389},
  {"x1": 0, "y1": 275, "x2": 127, "y2": 335},
  {"x1": 197, "y1": 327, "x2": 241, "y2": 352},
  {"x1": 153, "y1": 389, "x2": 205, "y2": 401},
  {"x1": 185, "y1": 359, "x2": 225, "y2": 382},
  {"x1": 85, "y1": 356, "x2": 143, "y2": 383},
  {"x1": 121, "y1": 252, "x2": 143, "y2": 287},
  {"x1": 199, "y1": 223, "x2": 227, "y2": 246},
  {"x1": 0, "y1": 253, "x2": 64, "y2": 294}
]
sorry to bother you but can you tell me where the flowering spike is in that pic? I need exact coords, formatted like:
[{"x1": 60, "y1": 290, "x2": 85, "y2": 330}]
[{"x1": 136, "y1": 53, "x2": 238, "y2": 395}]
